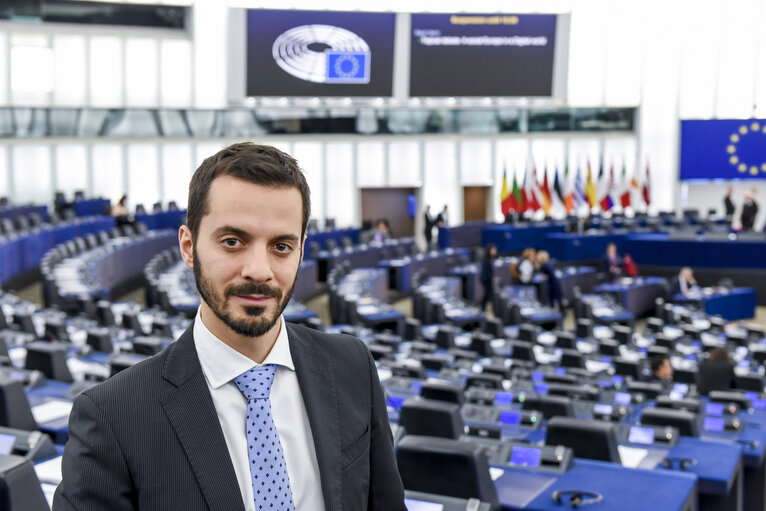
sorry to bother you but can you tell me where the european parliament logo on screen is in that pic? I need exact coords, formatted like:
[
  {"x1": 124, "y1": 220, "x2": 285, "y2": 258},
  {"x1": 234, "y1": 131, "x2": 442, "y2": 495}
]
[
  {"x1": 680, "y1": 119, "x2": 766, "y2": 180},
  {"x1": 271, "y1": 24, "x2": 371, "y2": 84},
  {"x1": 326, "y1": 51, "x2": 370, "y2": 83}
]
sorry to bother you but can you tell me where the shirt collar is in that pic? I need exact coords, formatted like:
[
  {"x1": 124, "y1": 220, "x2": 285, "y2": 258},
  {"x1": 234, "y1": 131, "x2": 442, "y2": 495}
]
[{"x1": 193, "y1": 309, "x2": 295, "y2": 390}]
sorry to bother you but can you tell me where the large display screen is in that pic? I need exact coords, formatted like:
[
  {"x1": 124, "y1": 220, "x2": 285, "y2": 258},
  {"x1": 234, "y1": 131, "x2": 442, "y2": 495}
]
[
  {"x1": 246, "y1": 9, "x2": 395, "y2": 96},
  {"x1": 409, "y1": 13, "x2": 557, "y2": 97},
  {"x1": 680, "y1": 119, "x2": 766, "y2": 180}
]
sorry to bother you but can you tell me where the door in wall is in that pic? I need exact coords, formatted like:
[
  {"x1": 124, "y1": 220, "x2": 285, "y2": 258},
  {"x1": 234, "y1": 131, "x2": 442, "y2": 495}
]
[
  {"x1": 361, "y1": 188, "x2": 416, "y2": 238},
  {"x1": 463, "y1": 186, "x2": 490, "y2": 222}
]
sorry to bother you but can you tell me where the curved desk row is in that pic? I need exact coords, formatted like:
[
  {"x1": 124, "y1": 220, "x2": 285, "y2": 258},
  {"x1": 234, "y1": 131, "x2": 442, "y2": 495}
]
[{"x1": 0, "y1": 216, "x2": 115, "y2": 285}]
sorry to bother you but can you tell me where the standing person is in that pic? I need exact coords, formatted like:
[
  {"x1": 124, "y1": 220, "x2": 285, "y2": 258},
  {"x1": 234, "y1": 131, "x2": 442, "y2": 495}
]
[
  {"x1": 436, "y1": 205, "x2": 449, "y2": 226},
  {"x1": 54, "y1": 143, "x2": 406, "y2": 510},
  {"x1": 517, "y1": 248, "x2": 537, "y2": 284},
  {"x1": 723, "y1": 186, "x2": 735, "y2": 220},
  {"x1": 480, "y1": 244, "x2": 497, "y2": 311},
  {"x1": 423, "y1": 204, "x2": 434, "y2": 250},
  {"x1": 740, "y1": 190, "x2": 758, "y2": 231},
  {"x1": 536, "y1": 250, "x2": 561, "y2": 309},
  {"x1": 602, "y1": 243, "x2": 623, "y2": 282}
]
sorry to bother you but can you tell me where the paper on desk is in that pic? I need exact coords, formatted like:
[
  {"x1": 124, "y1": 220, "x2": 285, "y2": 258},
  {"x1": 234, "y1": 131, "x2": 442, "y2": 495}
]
[
  {"x1": 618, "y1": 445, "x2": 649, "y2": 469},
  {"x1": 489, "y1": 467, "x2": 505, "y2": 481},
  {"x1": 32, "y1": 400, "x2": 73, "y2": 424},
  {"x1": 35, "y1": 455, "x2": 63, "y2": 485}
]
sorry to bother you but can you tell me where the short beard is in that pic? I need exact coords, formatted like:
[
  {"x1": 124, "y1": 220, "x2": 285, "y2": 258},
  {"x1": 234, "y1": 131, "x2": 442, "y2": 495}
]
[{"x1": 193, "y1": 248, "x2": 298, "y2": 338}]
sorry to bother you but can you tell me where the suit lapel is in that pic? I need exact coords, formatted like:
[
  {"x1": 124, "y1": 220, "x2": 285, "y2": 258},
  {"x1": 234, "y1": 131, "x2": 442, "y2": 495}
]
[
  {"x1": 159, "y1": 324, "x2": 245, "y2": 511},
  {"x1": 287, "y1": 323, "x2": 342, "y2": 511}
]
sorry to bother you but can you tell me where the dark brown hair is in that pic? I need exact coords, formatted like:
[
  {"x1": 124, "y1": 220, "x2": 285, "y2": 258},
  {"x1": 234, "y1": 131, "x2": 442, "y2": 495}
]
[{"x1": 186, "y1": 143, "x2": 311, "y2": 240}]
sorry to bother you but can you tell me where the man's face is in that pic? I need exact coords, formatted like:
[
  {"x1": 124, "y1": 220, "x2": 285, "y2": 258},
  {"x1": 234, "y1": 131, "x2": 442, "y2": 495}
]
[{"x1": 180, "y1": 175, "x2": 304, "y2": 340}]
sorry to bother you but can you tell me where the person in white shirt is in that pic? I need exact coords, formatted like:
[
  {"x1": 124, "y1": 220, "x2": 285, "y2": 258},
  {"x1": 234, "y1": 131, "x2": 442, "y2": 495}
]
[
  {"x1": 55, "y1": 143, "x2": 406, "y2": 511},
  {"x1": 517, "y1": 247, "x2": 537, "y2": 284}
]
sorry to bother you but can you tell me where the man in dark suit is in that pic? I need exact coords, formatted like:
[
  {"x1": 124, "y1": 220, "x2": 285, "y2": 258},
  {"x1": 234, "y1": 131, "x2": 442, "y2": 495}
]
[
  {"x1": 740, "y1": 190, "x2": 758, "y2": 231},
  {"x1": 54, "y1": 143, "x2": 406, "y2": 510},
  {"x1": 669, "y1": 267, "x2": 697, "y2": 296},
  {"x1": 723, "y1": 186, "x2": 735, "y2": 219},
  {"x1": 423, "y1": 205, "x2": 434, "y2": 250}
]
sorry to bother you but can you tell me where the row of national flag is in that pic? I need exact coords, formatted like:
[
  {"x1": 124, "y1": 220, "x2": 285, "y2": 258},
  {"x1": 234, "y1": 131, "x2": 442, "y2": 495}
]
[{"x1": 500, "y1": 161, "x2": 651, "y2": 216}]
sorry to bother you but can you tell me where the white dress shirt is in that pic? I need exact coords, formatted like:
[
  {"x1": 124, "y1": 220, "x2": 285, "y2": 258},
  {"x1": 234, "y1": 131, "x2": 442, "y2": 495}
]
[{"x1": 194, "y1": 312, "x2": 325, "y2": 511}]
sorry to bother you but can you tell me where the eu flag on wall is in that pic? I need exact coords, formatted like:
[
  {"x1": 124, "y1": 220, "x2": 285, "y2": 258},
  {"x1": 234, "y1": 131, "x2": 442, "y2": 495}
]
[
  {"x1": 326, "y1": 51, "x2": 370, "y2": 83},
  {"x1": 680, "y1": 119, "x2": 766, "y2": 180}
]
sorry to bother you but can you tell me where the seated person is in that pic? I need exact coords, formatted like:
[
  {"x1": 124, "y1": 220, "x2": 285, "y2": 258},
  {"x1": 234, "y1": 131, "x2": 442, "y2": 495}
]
[
  {"x1": 622, "y1": 253, "x2": 639, "y2": 278},
  {"x1": 669, "y1": 267, "x2": 698, "y2": 296},
  {"x1": 649, "y1": 354, "x2": 674, "y2": 385},
  {"x1": 372, "y1": 219, "x2": 391, "y2": 244},
  {"x1": 697, "y1": 348, "x2": 737, "y2": 395},
  {"x1": 516, "y1": 248, "x2": 537, "y2": 284},
  {"x1": 111, "y1": 195, "x2": 129, "y2": 217},
  {"x1": 602, "y1": 243, "x2": 623, "y2": 282}
]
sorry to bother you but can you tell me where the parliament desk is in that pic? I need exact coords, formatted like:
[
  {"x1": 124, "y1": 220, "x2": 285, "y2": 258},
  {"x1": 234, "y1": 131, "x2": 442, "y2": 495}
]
[
  {"x1": 313, "y1": 239, "x2": 415, "y2": 282},
  {"x1": 447, "y1": 258, "x2": 515, "y2": 303},
  {"x1": 136, "y1": 209, "x2": 186, "y2": 231},
  {"x1": 482, "y1": 224, "x2": 565, "y2": 254},
  {"x1": 72, "y1": 199, "x2": 109, "y2": 217},
  {"x1": 0, "y1": 216, "x2": 115, "y2": 285},
  {"x1": 672, "y1": 288, "x2": 757, "y2": 321},
  {"x1": 27, "y1": 380, "x2": 74, "y2": 446},
  {"x1": 594, "y1": 277, "x2": 668, "y2": 317},
  {"x1": 539, "y1": 232, "x2": 628, "y2": 262},
  {"x1": 622, "y1": 234, "x2": 766, "y2": 269},
  {"x1": 531, "y1": 266, "x2": 598, "y2": 305},
  {"x1": 379, "y1": 249, "x2": 470, "y2": 292},
  {"x1": 0, "y1": 204, "x2": 47, "y2": 223},
  {"x1": 306, "y1": 227, "x2": 361, "y2": 250},
  {"x1": 494, "y1": 458, "x2": 697, "y2": 511},
  {"x1": 437, "y1": 221, "x2": 491, "y2": 249}
]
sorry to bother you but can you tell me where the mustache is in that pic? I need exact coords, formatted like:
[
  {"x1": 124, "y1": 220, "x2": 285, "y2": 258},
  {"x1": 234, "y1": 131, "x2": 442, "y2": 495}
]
[{"x1": 225, "y1": 282, "x2": 282, "y2": 300}]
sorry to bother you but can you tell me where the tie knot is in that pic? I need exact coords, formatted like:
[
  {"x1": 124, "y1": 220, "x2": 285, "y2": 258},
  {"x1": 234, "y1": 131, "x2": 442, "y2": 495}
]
[{"x1": 233, "y1": 364, "x2": 277, "y2": 401}]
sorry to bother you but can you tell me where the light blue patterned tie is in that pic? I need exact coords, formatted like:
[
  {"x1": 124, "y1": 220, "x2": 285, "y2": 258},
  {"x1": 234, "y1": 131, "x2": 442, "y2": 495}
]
[{"x1": 233, "y1": 365, "x2": 296, "y2": 511}]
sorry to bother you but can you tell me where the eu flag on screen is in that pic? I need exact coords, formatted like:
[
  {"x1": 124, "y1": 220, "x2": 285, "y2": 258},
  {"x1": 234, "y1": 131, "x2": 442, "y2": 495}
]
[
  {"x1": 680, "y1": 119, "x2": 766, "y2": 180},
  {"x1": 326, "y1": 51, "x2": 370, "y2": 84}
]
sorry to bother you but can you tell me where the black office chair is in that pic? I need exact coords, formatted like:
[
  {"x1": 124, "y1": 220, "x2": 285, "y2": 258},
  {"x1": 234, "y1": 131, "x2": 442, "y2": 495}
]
[
  {"x1": 465, "y1": 373, "x2": 504, "y2": 390},
  {"x1": 24, "y1": 342, "x2": 74, "y2": 383},
  {"x1": 398, "y1": 398, "x2": 464, "y2": 439},
  {"x1": 0, "y1": 378, "x2": 38, "y2": 431},
  {"x1": 470, "y1": 333, "x2": 494, "y2": 357},
  {"x1": 545, "y1": 417, "x2": 622, "y2": 463},
  {"x1": 613, "y1": 358, "x2": 641, "y2": 380},
  {"x1": 420, "y1": 382, "x2": 465, "y2": 405},
  {"x1": 554, "y1": 331, "x2": 577, "y2": 349},
  {"x1": 575, "y1": 318, "x2": 593, "y2": 338},
  {"x1": 0, "y1": 455, "x2": 50, "y2": 511},
  {"x1": 735, "y1": 374, "x2": 764, "y2": 392},
  {"x1": 559, "y1": 349, "x2": 586, "y2": 369},
  {"x1": 518, "y1": 324, "x2": 541, "y2": 343},
  {"x1": 396, "y1": 436, "x2": 500, "y2": 511},
  {"x1": 641, "y1": 407, "x2": 700, "y2": 437},
  {"x1": 626, "y1": 381, "x2": 664, "y2": 399},
  {"x1": 708, "y1": 391, "x2": 751, "y2": 409},
  {"x1": 509, "y1": 341, "x2": 536, "y2": 364},
  {"x1": 434, "y1": 326, "x2": 456, "y2": 349},
  {"x1": 521, "y1": 394, "x2": 574, "y2": 420}
]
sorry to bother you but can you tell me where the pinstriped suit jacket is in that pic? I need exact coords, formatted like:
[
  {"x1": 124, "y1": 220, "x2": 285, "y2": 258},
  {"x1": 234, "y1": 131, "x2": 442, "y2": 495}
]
[{"x1": 52, "y1": 322, "x2": 406, "y2": 510}]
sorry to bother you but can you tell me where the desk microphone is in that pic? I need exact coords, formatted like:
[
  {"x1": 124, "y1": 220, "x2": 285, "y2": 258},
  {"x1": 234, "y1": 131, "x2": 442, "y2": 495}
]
[
  {"x1": 552, "y1": 490, "x2": 604, "y2": 508},
  {"x1": 660, "y1": 457, "x2": 698, "y2": 470}
]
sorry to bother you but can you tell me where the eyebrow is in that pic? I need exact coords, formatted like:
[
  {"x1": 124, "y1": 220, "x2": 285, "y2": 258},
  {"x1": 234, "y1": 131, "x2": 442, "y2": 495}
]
[{"x1": 212, "y1": 226, "x2": 300, "y2": 244}]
